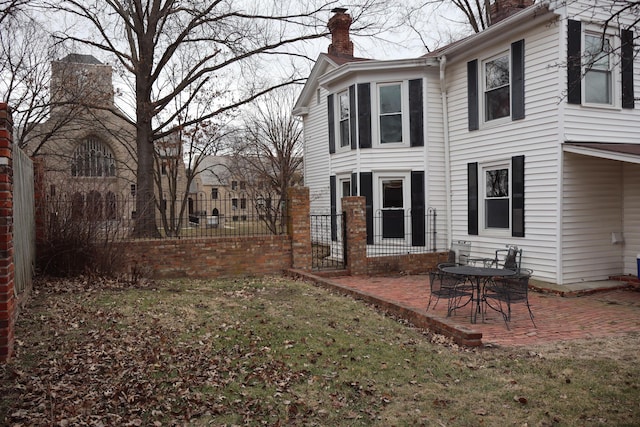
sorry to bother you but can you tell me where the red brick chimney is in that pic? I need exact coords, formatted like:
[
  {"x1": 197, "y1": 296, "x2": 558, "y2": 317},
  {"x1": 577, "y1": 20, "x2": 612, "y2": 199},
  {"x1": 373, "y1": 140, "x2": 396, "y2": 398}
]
[
  {"x1": 489, "y1": 0, "x2": 534, "y2": 25},
  {"x1": 327, "y1": 8, "x2": 353, "y2": 57}
]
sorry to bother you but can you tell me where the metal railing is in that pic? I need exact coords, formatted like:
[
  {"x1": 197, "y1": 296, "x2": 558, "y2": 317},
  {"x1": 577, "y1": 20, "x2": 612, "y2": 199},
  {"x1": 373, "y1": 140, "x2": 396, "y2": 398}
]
[
  {"x1": 41, "y1": 193, "x2": 290, "y2": 240},
  {"x1": 367, "y1": 208, "x2": 438, "y2": 257},
  {"x1": 310, "y1": 212, "x2": 346, "y2": 270}
]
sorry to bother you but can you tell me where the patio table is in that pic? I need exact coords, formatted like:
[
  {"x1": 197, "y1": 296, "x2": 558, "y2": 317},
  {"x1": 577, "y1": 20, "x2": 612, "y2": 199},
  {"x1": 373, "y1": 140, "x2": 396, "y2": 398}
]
[{"x1": 442, "y1": 265, "x2": 516, "y2": 323}]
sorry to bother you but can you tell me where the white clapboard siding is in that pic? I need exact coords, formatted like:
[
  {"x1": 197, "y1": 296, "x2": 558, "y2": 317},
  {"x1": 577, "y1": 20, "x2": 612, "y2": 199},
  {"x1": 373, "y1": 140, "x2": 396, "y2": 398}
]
[
  {"x1": 623, "y1": 163, "x2": 640, "y2": 275},
  {"x1": 562, "y1": 154, "x2": 624, "y2": 282},
  {"x1": 562, "y1": 0, "x2": 640, "y2": 143},
  {"x1": 445, "y1": 20, "x2": 563, "y2": 283},
  {"x1": 302, "y1": 85, "x2": 332, "y2": 213}
]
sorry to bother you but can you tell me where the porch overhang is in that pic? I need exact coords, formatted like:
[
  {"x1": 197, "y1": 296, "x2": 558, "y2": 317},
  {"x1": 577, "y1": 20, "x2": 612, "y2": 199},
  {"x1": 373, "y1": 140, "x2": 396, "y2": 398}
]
[{"x1": 563, "y1": 143, "x2": 640, "y2": 165}]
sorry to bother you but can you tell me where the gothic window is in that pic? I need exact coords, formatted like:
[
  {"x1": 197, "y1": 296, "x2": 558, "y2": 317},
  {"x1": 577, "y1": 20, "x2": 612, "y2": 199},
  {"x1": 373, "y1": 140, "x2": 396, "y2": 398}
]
[{"x1": 72, "y1": 137, "x2": 116, "y2": 177}]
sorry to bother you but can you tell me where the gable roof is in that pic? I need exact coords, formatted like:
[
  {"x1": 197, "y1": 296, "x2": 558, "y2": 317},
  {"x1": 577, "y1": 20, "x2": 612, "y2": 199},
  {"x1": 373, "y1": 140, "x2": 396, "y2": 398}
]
[{"x1": 293, "y1": 53, "x2": 371, "y2": 116}]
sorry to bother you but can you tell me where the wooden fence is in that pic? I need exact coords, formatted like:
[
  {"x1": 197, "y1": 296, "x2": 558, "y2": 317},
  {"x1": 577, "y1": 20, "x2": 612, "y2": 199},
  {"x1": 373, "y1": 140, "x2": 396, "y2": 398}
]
[{"x1": 13, "y1": 147, "x2": 35, "y2": 294}]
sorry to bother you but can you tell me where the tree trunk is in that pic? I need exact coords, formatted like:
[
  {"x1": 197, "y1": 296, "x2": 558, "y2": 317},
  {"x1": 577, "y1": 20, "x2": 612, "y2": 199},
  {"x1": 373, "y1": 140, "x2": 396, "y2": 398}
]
[{"x1": 132, "y1": 58, "x2": 161, "y2": 238}]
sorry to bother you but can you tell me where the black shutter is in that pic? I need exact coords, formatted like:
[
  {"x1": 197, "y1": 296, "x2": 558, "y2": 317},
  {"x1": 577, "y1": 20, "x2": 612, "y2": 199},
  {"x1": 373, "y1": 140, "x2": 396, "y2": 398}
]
[
  {"x1": 330, "y1": 176, "x2": 337, "y2": 241},
  {"x1": 409, "y1": 79, "x2": 424, "y2": 147},
  {"x1": 357, "y1": 83, "x2": 372, "y2": 148},
  {"x1": 467, "y1": 60, "x2": 479, "y2": 130},
  {"x1": 327, "y1": 94, "x2": 335, "y2": 153},
  {"x1": 511, "y1": 39, "x2": 525, "y2": 120},
  {"x1": 351, "y1": 172, "x2": 358, "y2": 196},
  {"x1": 468, "y1": 163, "x2": 478, "y2": 235},
  {"x1": 622, "y1": 29, "x2": 635, "y2": 109},
  {"x1": 511, "y1": 155, "x2": 525, "y2": 237},
  {"x1": 567, "y1": 19, "x2": 582, "y2": 105},
  {"x1": 411, "y1": 171, "x2": 425, "y2": 246},
  {"x1": 360, "y1": 172, "x2": 374, "y2": 245},
  {"x1": 349, "y1": 85, "x2": 357, "y2": 149}
]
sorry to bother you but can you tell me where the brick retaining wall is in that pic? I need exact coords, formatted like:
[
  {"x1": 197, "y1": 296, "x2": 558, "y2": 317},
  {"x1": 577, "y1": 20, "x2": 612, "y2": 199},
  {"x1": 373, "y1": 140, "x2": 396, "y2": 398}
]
[{"x1": 119, "y1": 235, "x2": 292, "y2": 279}]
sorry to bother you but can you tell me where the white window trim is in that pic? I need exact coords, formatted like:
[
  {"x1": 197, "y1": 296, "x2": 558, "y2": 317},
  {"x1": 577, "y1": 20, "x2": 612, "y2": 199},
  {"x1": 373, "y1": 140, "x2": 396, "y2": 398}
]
[
  {"x1": 373, "y1": 172, "x2": 411, "y2": 244},
  {"x1": 479, "y1": 161, "x2": 512, "y2": 237},
  {"x1": 582, "y1": 26, "x2": 619, "y2": 109},
  {"x1": 372, "y1": 81, "x2": 410, "y2": 147},
  {"x1": 481, "y1": 50, "x2": 512, "y2": 127},
  {"x1": 336, "y1": 174, "x2": 352, "y2": 215},
  {"x1": 336, "y1": 90, "x2": 351, "y2": 152}
]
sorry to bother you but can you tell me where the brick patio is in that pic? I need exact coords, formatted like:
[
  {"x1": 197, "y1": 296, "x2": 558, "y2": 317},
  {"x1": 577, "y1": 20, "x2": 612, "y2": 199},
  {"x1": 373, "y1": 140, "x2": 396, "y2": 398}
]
[{"x1": 289, "y1": 270, "x2": 640, "y2": 347}]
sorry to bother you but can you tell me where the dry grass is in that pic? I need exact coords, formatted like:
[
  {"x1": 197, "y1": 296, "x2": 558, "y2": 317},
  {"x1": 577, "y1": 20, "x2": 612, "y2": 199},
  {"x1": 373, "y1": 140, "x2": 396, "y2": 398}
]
[{"x1": 1, "y1": 275, "x2": 639, "y2": 426}]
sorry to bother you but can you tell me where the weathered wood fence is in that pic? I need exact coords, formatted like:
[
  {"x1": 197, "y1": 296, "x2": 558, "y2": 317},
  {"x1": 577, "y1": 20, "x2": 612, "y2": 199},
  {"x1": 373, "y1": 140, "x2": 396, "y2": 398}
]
[{"x1": 14, "y1": 146, "x2": 35, "y2": 295}]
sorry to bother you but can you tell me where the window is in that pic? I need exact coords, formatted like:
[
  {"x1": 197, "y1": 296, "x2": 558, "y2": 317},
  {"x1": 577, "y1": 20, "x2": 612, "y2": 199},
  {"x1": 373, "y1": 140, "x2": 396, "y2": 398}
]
[
  {"x1": 483, "y1": 166, "x2": 510, "y2": 229},
  {"x1": 240, "y1": 198, "x2": 247, "y2": 209},
  {"x1": 468, "y1": 40, "x2": 524, "y2": 130},
  {"x1": 483, "y1": 53, "x2": 510, "y2": 121},
  {"x1": 378, "y1": 83, "x2": 403, "y2": 143},
  {"x1": 231, "y1": 181, "x2": 238, "y2": 190},
  {"x1": 468, "y1": 156, "x2": 525, "y2": 237},
  {"x1": 584, "y1": 33, "x2": 613, "y2": 104},
  {"x1": 232, "y1": 198, "x2": 238, "y2": 209},
  {"x1": 130, "y1": 184, "x2": 136, "y2": 196},
  {"x1": 161, "y1": 161, "x2": 167, "y2": 175},
  {"x1": 341, "y1": 180, "x2": 351, "y2": 199},
  {"x1": 71, "y1": 137, "x2": 116, "y2": 177},
  {"x1": 240, "y1": 181, "x2": 246, "y2": 190},
  {"x1": 211, "y1": 188, "x2": 218, "y2": 199},
  {"x1": 567, "y1": 20, "x2": 634, "y2": 108},
  {"x1": 338, "y1": 90, "x2": 350, "y2": 148}
]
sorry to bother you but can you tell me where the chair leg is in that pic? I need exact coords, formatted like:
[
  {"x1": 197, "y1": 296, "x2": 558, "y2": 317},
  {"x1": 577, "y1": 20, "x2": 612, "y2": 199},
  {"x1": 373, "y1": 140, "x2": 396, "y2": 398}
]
[{"x1": 525, "y1": 301, "x2": 536, "y2": 328}]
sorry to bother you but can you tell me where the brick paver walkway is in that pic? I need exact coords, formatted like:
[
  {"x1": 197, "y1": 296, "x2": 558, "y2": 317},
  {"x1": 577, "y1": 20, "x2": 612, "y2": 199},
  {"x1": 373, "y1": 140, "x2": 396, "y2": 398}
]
[{"x1": 299, "y1": 272, "x2": 640, "y2": 347}]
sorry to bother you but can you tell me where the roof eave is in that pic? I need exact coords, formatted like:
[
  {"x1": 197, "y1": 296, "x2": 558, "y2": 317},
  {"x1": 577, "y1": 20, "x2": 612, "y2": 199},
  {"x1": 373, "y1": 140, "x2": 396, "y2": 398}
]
[{"x1": 438, "y1": 2, "x2": 556, "y2": 61}]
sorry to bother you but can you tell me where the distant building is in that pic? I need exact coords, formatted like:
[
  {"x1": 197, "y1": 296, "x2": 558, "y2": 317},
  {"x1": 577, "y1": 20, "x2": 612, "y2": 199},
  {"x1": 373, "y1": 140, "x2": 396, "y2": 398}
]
[{"x1": 26, "y1": 54, "x2": 187, "y2": 225}]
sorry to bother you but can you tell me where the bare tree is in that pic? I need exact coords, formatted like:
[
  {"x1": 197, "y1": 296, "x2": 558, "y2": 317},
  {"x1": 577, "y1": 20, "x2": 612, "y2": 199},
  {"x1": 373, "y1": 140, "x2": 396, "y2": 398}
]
[
  {"x1": 0, "y1": 0, "x2": 29, "y2": 25},
  {"x1": 47, "y1": 0, "x2": 388, "y2": 237},
  {"x1": 233, "y1": 88, "x2": 303, "y2": 234},
  {"x1": 0, "y1": 8, "x2": 99, "y2": 154}
]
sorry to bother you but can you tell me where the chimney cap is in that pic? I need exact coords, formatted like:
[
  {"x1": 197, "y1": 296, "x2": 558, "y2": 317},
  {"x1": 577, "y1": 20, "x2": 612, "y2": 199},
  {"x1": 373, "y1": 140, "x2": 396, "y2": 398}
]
[{"x1": 331, "y1": 7, "x2": 348, "y2": 14}]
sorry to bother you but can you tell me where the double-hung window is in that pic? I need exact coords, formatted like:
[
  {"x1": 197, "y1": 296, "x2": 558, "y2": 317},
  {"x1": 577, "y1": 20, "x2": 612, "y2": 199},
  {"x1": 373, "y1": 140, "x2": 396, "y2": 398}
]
[
  {"x1": 378, "y1": 83, "x2": 403, "y2": 143},
  {"x1": 468, "y1": 156, "x2": 525, "y2": 237},
  {"x1": 468, "y1": 39, "x2": 525, "y2": 130},
  {"x1": 567, "y1": 20, "x2": 634, "y2": 108},
  {"x1": 483, "y1": 53, "x2": 511, "y2": 122},
  {"x1": 338, "y1": 90, "x2": 350, "y2": 148},
  {"x1": 584, "y1": 32, "x2": 613, "y2": 105},
  {"x1": 483, "y1": 165, "x2": 510, "y2": 230}
]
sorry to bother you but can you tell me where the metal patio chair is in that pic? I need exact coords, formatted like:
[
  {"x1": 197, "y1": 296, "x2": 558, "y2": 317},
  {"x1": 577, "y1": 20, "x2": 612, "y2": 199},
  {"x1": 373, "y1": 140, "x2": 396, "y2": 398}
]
[
  {"x1": 427, "y1": 263, "x2": 473, "y2": 317},
  {"x1": 492, "y1": 245, "x2": 523, "y2": 272},
  {"x1": 483, "y1": 268, "x2": 536, "y2": 329}
]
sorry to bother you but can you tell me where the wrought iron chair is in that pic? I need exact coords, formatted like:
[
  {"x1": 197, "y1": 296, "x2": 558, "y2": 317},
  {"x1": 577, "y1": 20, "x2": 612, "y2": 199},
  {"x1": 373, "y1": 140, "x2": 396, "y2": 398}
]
[
  {"x1": 483, "y1": 268, "x2": 535, "y2": 329},
  {"x1": 492, "y1": 245, "x2": 523, "y2": 272},
  {"x1": 427, "y1": 263, "x2": 473, "y2": 317}
]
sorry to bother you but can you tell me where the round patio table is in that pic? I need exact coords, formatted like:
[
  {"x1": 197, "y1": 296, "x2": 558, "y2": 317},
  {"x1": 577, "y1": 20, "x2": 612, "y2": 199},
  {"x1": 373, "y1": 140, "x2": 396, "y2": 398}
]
[{"x1": 442, "y1": 266, "x2": 517, "y2": 323}]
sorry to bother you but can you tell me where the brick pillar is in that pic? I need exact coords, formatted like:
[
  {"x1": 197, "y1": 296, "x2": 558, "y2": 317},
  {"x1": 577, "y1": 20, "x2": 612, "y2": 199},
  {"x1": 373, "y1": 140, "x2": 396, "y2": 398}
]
[
  {"x1": 287, "y1": 187, "x2": 311, "y2": 271},
  {"x1": 342, "y1": 196, "x2": 367, "y2": 276},
  {"x1": 0, "y1": 103, "x2": 15, "y2": 362}
]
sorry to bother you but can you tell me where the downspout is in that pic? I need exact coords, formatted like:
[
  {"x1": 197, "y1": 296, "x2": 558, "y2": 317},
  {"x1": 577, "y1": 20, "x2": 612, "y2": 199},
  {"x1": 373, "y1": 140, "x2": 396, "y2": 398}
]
[{"x1": 439, "y1": 55, "x2": 453, "y2": 250}]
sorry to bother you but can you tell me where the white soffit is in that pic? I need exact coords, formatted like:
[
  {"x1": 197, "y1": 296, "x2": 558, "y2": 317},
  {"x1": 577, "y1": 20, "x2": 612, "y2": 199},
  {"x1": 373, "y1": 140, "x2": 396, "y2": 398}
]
[{"x1": 563, "y1": 143, "x2": 640, "y2": 165}]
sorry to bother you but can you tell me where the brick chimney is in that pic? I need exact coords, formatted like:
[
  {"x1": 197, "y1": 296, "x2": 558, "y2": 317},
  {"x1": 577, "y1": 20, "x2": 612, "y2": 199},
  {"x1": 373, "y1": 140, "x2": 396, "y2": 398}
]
[
  {"x1": 327, "y1": 8, "x2": 353, "y2": 57},
  {"x1": 489, "y1": 0, "x2": 534, "y2": 25}
]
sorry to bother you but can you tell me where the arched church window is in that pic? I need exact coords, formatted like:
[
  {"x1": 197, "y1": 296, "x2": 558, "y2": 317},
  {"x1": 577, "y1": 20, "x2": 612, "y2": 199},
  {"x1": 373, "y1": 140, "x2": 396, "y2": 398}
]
[{"x1": 72, "y1": 137, "x2": 116, "y2": 177}]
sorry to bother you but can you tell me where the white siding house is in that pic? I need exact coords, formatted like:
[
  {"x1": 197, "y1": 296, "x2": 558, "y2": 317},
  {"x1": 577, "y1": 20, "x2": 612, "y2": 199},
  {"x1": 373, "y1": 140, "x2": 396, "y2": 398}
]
[{"x1": 294, "y1": 1, "x2": 640, "y2": 285}]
